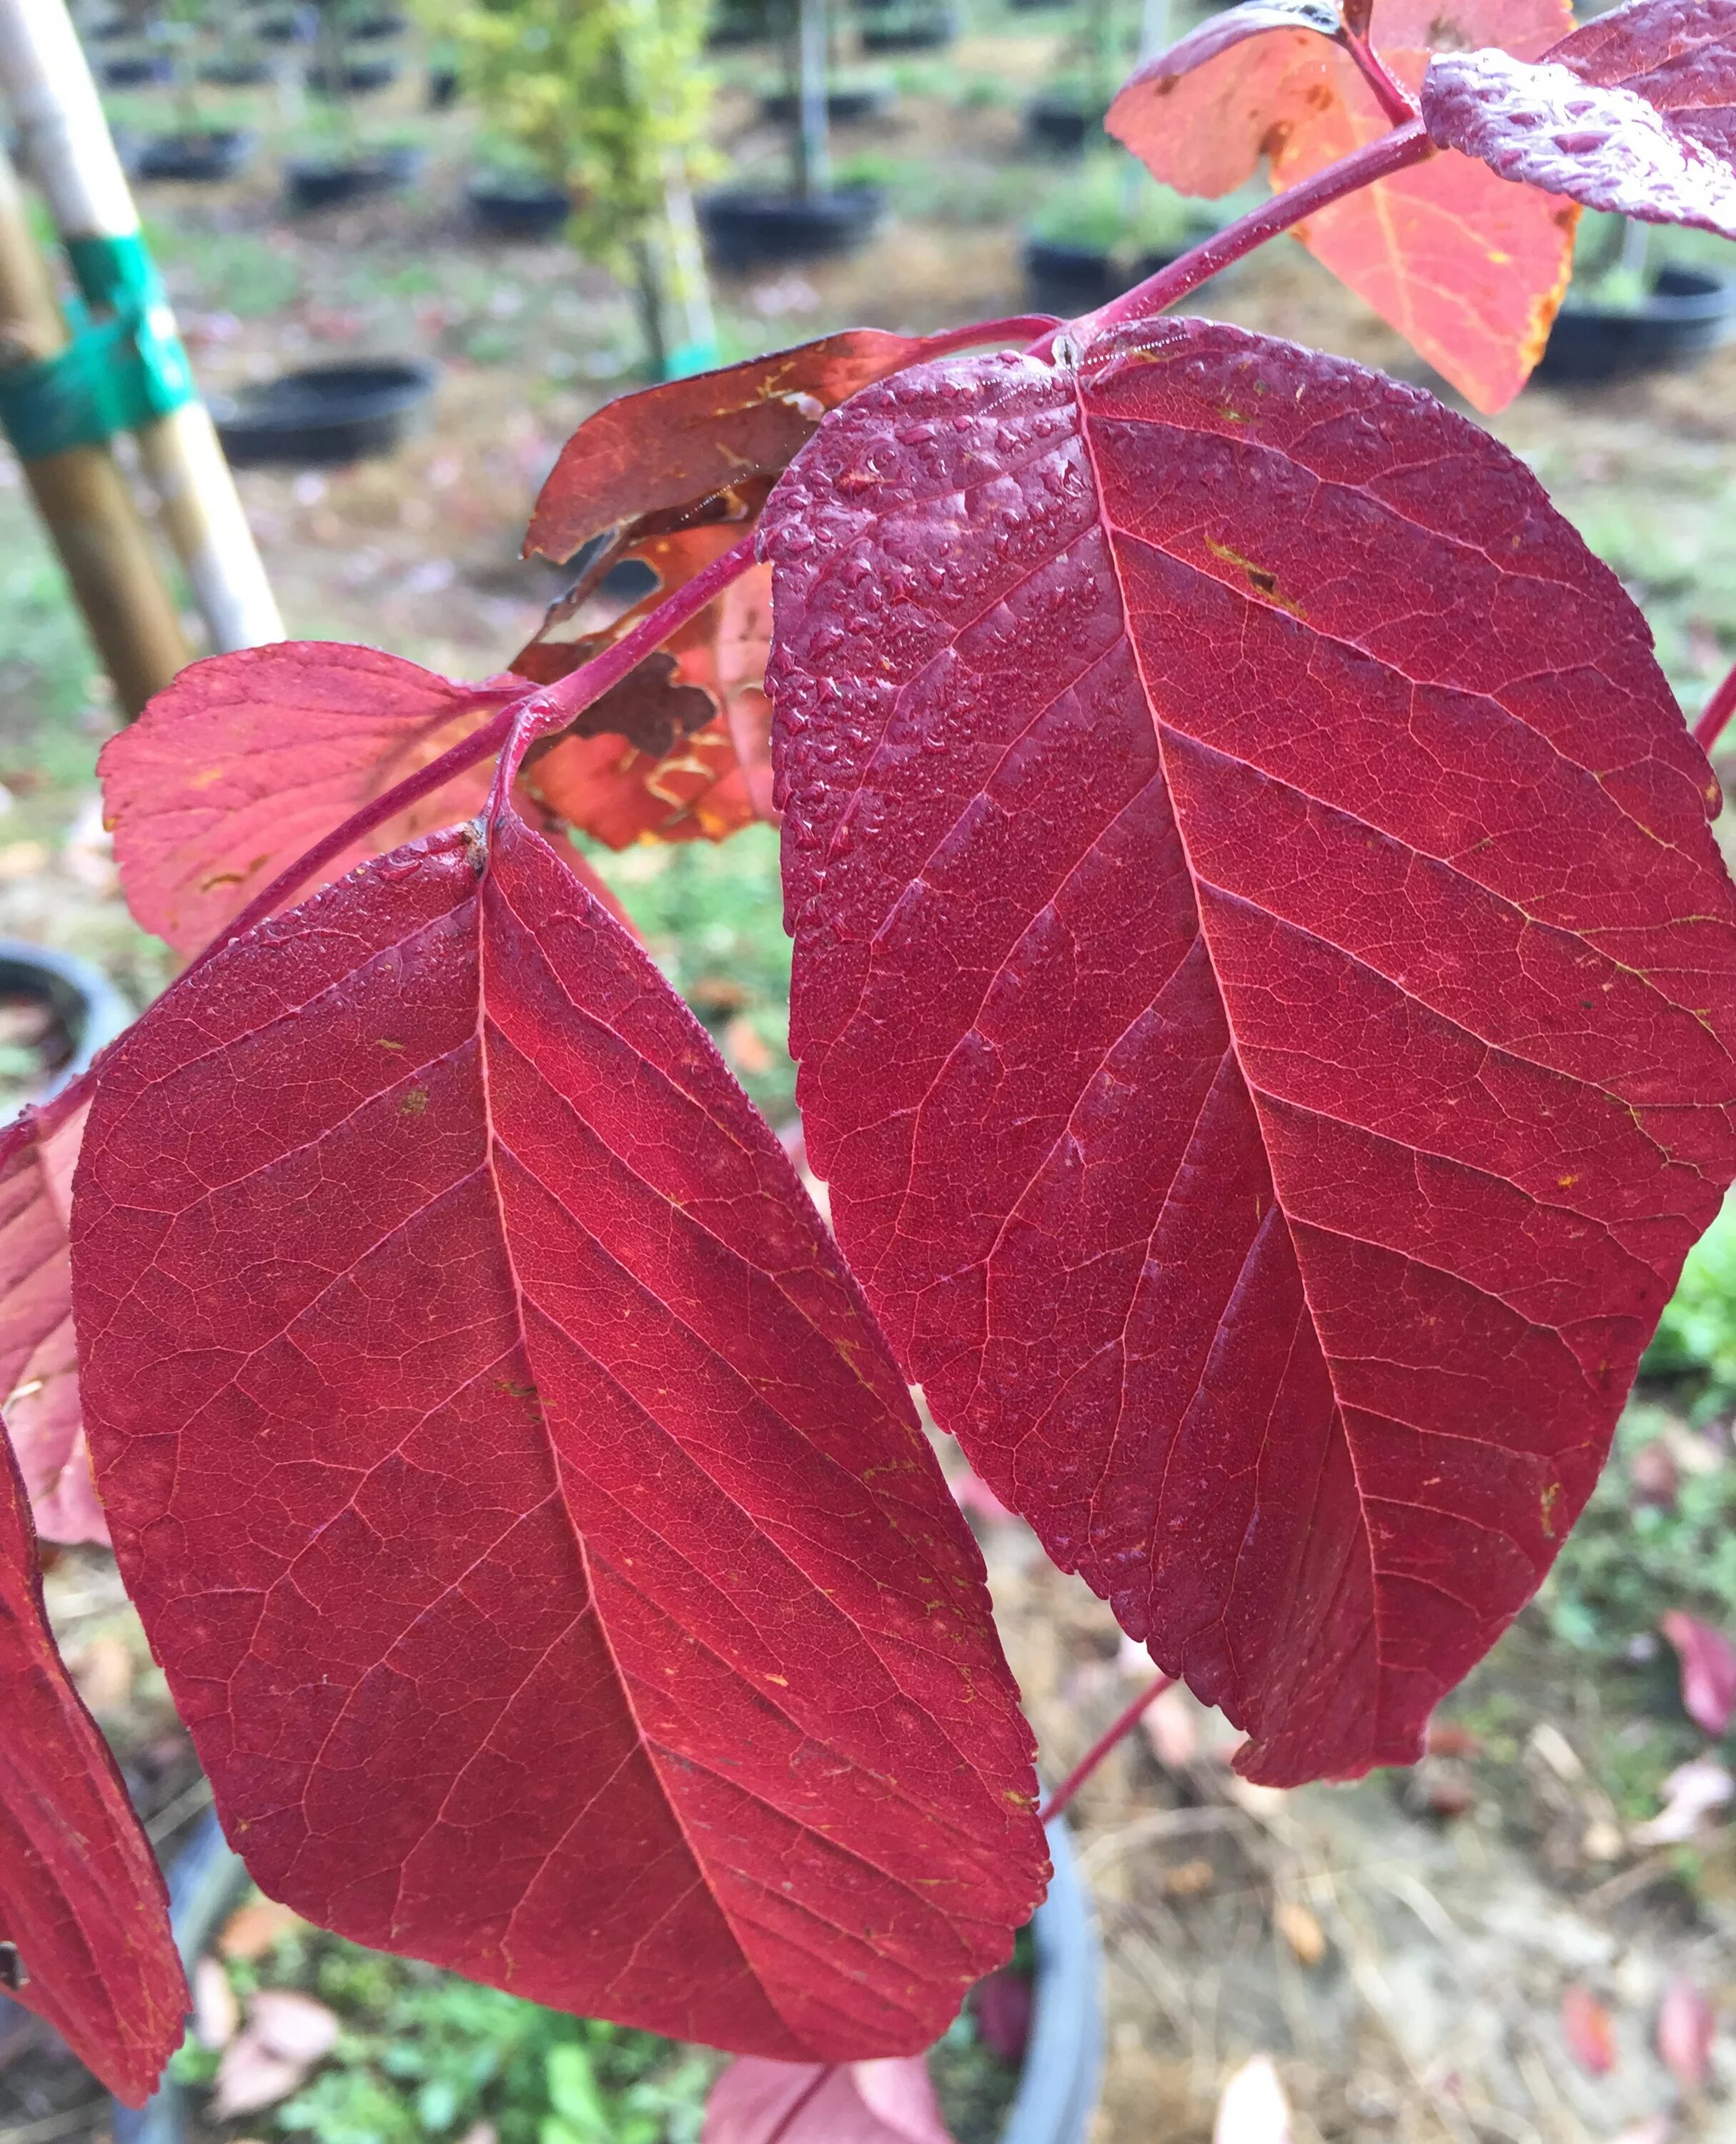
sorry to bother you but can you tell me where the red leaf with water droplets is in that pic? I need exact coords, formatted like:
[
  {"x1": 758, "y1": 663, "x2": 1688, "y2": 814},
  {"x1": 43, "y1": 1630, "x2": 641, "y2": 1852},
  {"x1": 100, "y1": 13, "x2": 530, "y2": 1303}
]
[
  {"x1": 69, "y1": 803, "x2": 1045, "y2": 2057},
  {"x1": 1660, "y1": 1609, "x2": 1736, "y2": 1736},
  {"x1": 1561, "y1": 1984, "x2": 1618, "y2": 2075},
  {"x1": 1423, "y1": 0, "x2": 1736, "y2": 239},
  {"x1": 762, "y1": 324, "x2": 1736, "y2": 1787},
  {"x1": 0, "y1": 1101, "x2": 104, "y2": 1544},
  {"x1": 703, "y1": 2057, "x2": 953, "y2": 2144},
  {"x1": 0, "y1": 1420, "x2": 187, "y2": 2101},
  {"x1": 1656, "y1": 1972, "x2": 1716, "y2": 2092},
  {"x1": 527, "y1": 332, "x2": 957, "y2": 566},
  {"x1": 1109, "y1": 0, "x2": 1577, "y2": 412},
  {"x1": 101, "y1": 644, "x2": 518, "y2": 958}
]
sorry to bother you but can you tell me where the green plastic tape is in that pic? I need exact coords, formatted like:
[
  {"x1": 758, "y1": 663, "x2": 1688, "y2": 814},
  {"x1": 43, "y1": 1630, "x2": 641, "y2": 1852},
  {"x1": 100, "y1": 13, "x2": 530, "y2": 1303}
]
[{"x1": 0, "y1": 232, "x2": 196, "y2": 460}]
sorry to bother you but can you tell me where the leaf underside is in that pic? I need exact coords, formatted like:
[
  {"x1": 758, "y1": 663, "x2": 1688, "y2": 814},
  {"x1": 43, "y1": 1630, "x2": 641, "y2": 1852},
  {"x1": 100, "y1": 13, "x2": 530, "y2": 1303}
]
[
  {"x1": 761, "y1": 321, "x2": 1736, "y2": 1786},
  {"x1": 1424, "y1": 1, "x2": 1736, "y2": 240},
  {"x1": 1108, "y1": 0, "x2": 1578, "y2": 413},
  {"x1": 0, "y1": 1426, "x2": 187, "y2": 2103},
  {"x1": 70, "y1": 810, "x2": 1046, "y2": 2058}
]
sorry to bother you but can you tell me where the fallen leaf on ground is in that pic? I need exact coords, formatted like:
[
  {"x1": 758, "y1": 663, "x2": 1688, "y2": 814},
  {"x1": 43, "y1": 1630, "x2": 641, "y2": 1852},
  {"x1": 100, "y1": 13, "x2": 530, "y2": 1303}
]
[
  {"x1": 1661, "y1": 1610, "x2": 1736, "y2": 1737},
  {"x1": 1657, "y1": 1973, "x2": 1715, "y2": 2093},
  {"x1": 1274, "y1": 1901, "x2": 1326, "y2": 1966},
  {"x1": 192, "y1": 1956, "x2": 238, "y2": 2051},
  {"x1": 247, "y1": 1990, "x2": 339, "y2": 2064},
  {"x1": 217, "y1": 1899, "x2": 304, "y2": 1962},
  {"x1": 1633, "y1": 1757, "x2": 1734, "y2": 1845},
  {"x1": 1214, "y1": 2054, "x2": 1293, "y2": 2144},
  {"x1": 703, "y1": 2055, "x2": 953, "y2": 2143},
  {"x1": 1561, "y1": 1984, "x2": 1617, "y2": 2075}
]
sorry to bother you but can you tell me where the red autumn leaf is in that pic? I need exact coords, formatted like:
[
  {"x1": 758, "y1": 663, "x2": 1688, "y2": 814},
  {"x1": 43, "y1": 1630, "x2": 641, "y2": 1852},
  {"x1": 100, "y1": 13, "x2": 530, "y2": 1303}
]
[
  {"x1": 1660, "y1": 1609, "x2": 1736, "y2": 1737},
  {"x1": 69, "y1": 807, "x2": 1046, "y2": 2058},
  {"x1": 703, "y1": 2057, "x2": 953, "y2": 2144},
  {"x1": 970, "y1": 1968, "x2": 1032, "y2": 2064},
  {"x1": 1561, "y1": 1984, "x2": 1618, "y2": 2075},
  {"x1": 1656, "y1": 1972, "x2": 1716, "y2": 2093},
  {"x1": 0, "y1": 1101, "x2": 104, "y2": 1545},
  {"x1": 101, "y1": 643, "x2": 520, "y2": 959},
  {"x1": 1423, "y1": 1, "x2": 1736, "y2": 239},
  {"x1": 520, "y1": 525, "x2": 776, "y2": 848},
  {"x1": 527, "y1": 330, "x2": 979, "y2": 566},
  {"x1": 763, "y1": 323, "x2": 1736, "y2": 1787},
  {"x1": 1108, "y1": 0, "x2": 1578, "y2": 412},
  {"x1": 0, "y1": 1421, "x2": 187, "y2": 2103}
]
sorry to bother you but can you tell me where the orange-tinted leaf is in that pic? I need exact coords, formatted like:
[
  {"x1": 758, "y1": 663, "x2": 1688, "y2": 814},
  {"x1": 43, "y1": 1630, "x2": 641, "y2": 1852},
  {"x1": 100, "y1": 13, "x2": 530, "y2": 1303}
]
[
  {"x1": 1561, "y1": 1984, "x2": 1617, "y2": 2075},
  {"x1": 1109, "y1": 0, "x2": 1579, "y2": 411},
  {"x1": 0, "y1": 1102, "x2": 103, "y2": 1546},
  {"x1": 101, "y1": 644, "x2": 517, "y2": 959},
  {"x1": 527, "y1": 331, "x2": 943, "y2": 565},
  {"x1": 0, "y1": 1424, "x2": 187, "y2": 2102}
]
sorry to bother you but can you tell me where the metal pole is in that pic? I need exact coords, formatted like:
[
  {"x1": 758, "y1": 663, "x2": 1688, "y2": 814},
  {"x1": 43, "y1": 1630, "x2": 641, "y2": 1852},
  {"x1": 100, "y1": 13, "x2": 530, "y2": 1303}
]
[
  {"x1": 0, "y1": 0, "x2": 284, "y2": 652},
  {"x1": 0, "y1": 147, "x2": 187, "y2": 716}
]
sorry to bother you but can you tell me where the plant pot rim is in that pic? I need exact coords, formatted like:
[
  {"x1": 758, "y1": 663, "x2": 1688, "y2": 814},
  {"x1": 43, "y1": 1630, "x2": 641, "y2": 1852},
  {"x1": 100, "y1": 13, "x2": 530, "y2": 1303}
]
[
  {"x1": 1558, "y1": 263, "x2": 1735, "y2": 325},
  {"x1": 0, "y1": 939, "x2": 132, "y2": 1103}
]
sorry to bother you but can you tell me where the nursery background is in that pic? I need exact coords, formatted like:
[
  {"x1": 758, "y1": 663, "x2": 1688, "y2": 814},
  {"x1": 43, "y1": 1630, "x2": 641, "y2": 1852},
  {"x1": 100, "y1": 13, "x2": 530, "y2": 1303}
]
[{"x1": 3, "y1": 0, "x2": 1736, "y2": 2140}]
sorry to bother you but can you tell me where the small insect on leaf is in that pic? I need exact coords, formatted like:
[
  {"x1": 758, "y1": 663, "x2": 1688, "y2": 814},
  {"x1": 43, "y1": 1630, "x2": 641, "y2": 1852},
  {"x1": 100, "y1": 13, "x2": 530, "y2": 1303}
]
[{"x1": 1423, "y1": 0, "x2": 1736, "y2": 239}]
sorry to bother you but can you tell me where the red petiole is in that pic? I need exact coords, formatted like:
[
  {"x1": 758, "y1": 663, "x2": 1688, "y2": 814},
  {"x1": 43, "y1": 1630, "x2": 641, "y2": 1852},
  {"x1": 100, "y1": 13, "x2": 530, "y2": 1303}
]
[
  {"x1": 1695, "y1": 657, "x2": 1736, "y2": 755},
  {"x1": 1037, "y1": 1674, "x2": 1177, "y2": 1825},
  {"x1": 1340, "y1": 21, "x2": 1419, "y2": 127}
]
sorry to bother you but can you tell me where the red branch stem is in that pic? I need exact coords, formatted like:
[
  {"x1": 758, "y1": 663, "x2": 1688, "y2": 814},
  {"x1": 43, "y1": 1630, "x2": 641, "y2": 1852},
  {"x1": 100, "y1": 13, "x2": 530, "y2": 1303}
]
[
  {"x1": 1038, "y1": 1674, "x2": 1177, "y2": 1825},
  {"x1": 1341, "y1": 24, "x2": 1418, "y2": 126},
  {"x1": 1079, "y1": 118, "x2": 1434, "y2": 338},
  {"x1": 1694, "y1": 659, "x2": 1736, "y2": 755},
  {"x1": 189, "y1": 532, "x2": 760, "y2": 977}
]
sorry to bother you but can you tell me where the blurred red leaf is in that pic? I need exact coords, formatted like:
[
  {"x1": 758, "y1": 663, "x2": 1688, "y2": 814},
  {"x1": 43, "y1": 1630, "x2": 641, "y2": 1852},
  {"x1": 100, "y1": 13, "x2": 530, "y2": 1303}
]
[
  {"x1": 971, "y1": 1968, "x2": 1032, "y2": 2064},
  {"x1": 1633, "y1": 1756, "x2": 1734, "y2": 1845},
  {"x1": 101, "y1": 644, "x2": 519, "y2": 959},
  {"x1": 0, "y1": 1424, "x2": 187, "y2": 2103},
  {"x1": 703, "y1": 2057, "x2": 954, "y2": 2144},
  {"x1": 71, "y1": 808, "x2": 1046, "y2": 2058},
  {"x1": 1561, "y1": 1985, "x2": 1617, "y2": 2076},
  {"x1": 0, "y1": 1101, "x2": 104, "y2": 1544},
  {"x1": 1661, "y1": 1609, "x2": 1736, "y2": 1737},
  {"x1": 1424, "y1": 2, "x2": 1736, "y2": 239},
  {"x1": 1109, "y1": 0, "x2": 1578, "y2": 410},
  {"x1": 1656, "y1": 1972, "x2": 1715, "y2": 2093}
]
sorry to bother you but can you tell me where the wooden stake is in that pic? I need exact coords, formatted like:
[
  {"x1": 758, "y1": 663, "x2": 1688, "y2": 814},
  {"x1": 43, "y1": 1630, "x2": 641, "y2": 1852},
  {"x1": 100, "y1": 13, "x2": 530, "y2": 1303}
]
[
  {"x1": 0, "y1": 0, "x2": 284, "y2": 652},
  {"x1": 0, "y1": 147, "x2": 187, "y2": 716}
]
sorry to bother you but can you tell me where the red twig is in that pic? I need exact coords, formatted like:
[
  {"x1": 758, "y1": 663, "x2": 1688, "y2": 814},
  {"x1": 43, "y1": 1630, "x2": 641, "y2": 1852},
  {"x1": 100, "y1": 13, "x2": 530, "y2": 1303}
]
[
  {"x1": 1038, "y1": 1673, "x2": 1177, "y2": 1825},
  {"x1": 188, "y1": 532, "x2": 760, "y2": 976},
  {"x1": 1694, "y1": 659, "x2": 1736, "y2": 755},
  {"x1": 1340, "y1": 23, "x2": 1418, "y2": 127},
  {"x1": 1076, "y1": 118, "x2": 1434, "y2": 340}
]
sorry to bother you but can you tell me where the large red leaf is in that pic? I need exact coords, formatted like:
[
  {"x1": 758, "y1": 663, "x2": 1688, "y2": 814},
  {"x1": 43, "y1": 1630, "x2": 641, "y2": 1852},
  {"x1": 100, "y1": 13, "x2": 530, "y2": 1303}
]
[
  {"x1": 1423, "y1": 1, "x2": 1736, "y2": 239},
  {"x1": 69, "y1": 806, "x2": 1046, "y2": 2055},
  {"x1": 0, "y1": 1420, "x2": 187, "y2": 2102},
  {"x1": 101, "y1": 644, "x2": 519, "y2": 959},
  {"x1": 704, "y1": 2056, "x2": 953, "y2": 2143},
  {"x1": 528, "y1": 332, "x2": 974, "y2": 567},
  {"x1": 0, "y1": 1101, "x2": 104, "y2": 1544},
  {"x1": 762, "y1": 324, "x2": 1736, "y2": 1787},
  {"x1": 1108, "y1": 0, "x2": 1578, "y2": 412}
]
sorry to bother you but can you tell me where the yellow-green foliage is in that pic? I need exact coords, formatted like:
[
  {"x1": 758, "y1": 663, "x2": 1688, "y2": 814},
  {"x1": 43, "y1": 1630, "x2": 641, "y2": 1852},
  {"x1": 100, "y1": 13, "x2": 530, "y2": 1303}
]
[{"x1": 428, "y1": 0, "x2": 714, "y2": 270}]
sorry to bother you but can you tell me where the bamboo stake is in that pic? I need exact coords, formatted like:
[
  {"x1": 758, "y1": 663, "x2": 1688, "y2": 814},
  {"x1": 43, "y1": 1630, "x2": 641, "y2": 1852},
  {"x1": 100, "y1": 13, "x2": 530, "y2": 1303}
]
[
  {"x1": 0, "y1": 0, "x2": 284, "y2": 652},
  {"x1": 0, "y1": 146, "x2": 187, "y2": 716}
]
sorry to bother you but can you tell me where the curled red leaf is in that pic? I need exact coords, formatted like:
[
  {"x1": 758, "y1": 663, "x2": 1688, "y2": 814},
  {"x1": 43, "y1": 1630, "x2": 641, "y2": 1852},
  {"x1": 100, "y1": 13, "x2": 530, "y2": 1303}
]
[
  {"x1": 71, "y1": 806, "x2": 1046, "y2": 2058},
  {"x1": 764, "y1": 324, "x2": 1736, "y2": 1786},
  {"x1": 0, "y1": 1424, "x2": 187, "y2": 2102},
  {"x1": 1660, "y1": 1609, "x2": 1736, "y2": 1737},
  {"x1": 1424, "y1": 0, "x2": 1736, "y2": 241}
]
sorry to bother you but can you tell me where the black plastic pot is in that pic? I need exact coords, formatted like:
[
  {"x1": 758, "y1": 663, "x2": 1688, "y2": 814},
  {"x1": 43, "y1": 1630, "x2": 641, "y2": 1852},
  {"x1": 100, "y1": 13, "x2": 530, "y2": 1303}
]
[
  {"x1": 214, "y1": 359, "x2": 437, "y2": 465},
  {"x1": 0, "y1": 941, "x2": 131, "y2": 1102},
  {"x1": 101, "y1": 54, "x2": 174, "y2": 86},
  {"x1": 468, "y1": 174, "x2": 571, "y2": 240},
  {"x1": 1023, "y1": 234, "x2": 1181, "y2": 314},
  {"x1": 307, "y1": 56, "x2": 399, "y2": 95},
  {"x1": 761, "y1": 82, "x2": 891, "y2": 124},
  {"x1": 199, "y1": 56, "x2": 276, "y2": 85},
  {"x1": 349, "y1": 7, "x2": 408, "y2": 35},
  {"x1": 257, "y1": 8, "x2": 316, "y2": 43},
  {"x1": 132, "y1": 128, "x2": 254, "y2": 183},
  {"x1": 284, "y1": 144, "x2": 422, "y2": 208},
  {"x1": 860, "y1": 6, "x2": 958, "y2": 48},
  {"x1": 114, "y1": 1807, "x2": 1101, "y2": 2144},
  {"x1": 1534, "y1": 266, "x2": 1736, "y2": 385},
  {"x1": 427, "y1": 62, "x2": 461, "y2": 108},
  {"x1": 1025, "y1": 92, "x2": 1106, "y2": 152},
  {"x1": 700, "y1": 184, "x2": 885, "y2": 268}
]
